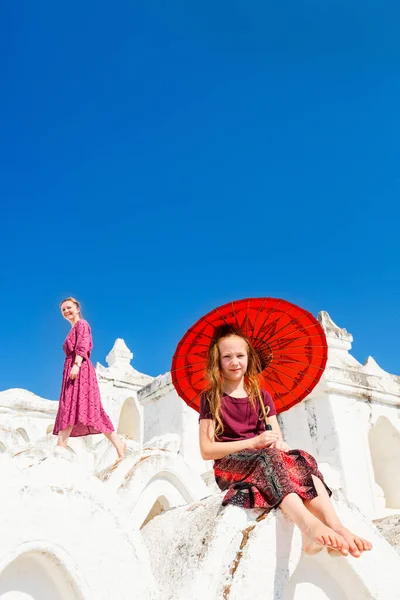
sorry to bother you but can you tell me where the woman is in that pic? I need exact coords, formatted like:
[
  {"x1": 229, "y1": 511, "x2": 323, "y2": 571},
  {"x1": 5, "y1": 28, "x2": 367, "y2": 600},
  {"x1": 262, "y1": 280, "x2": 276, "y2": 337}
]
[{"x1": 53, "y1": 297, "x2": 126, "y2": 458}]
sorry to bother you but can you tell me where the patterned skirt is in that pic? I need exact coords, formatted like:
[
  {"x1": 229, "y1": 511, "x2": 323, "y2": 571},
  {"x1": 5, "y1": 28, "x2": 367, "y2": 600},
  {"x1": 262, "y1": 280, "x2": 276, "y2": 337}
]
[{"x1": 214, "y1": 448, "x2": 331, "y2": 510}]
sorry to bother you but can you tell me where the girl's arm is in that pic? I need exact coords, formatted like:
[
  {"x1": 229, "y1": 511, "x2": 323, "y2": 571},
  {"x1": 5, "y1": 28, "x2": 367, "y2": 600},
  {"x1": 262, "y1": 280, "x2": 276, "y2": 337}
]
[
  {"x1": 268, "y1": 415, "x2": 291, "y2": 451},
  {"x1": 269, "y1": 415, "x2": 283, "y2": 439},
  {"x1": 199, "y1": 419, "x2": 279, "y2": 461}
]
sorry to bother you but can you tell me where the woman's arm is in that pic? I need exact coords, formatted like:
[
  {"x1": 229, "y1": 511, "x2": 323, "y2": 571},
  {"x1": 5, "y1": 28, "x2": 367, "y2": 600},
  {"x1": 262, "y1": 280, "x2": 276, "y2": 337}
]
[
  {"x1": 70, "y1": 354, "x2": 83, "y2": 380},
  {"x1": 199, "y1": 419, "x2": 279, "y2": 461},
  {"x1": 70, "y1": 320, "x2": 91, "y2": 380}
]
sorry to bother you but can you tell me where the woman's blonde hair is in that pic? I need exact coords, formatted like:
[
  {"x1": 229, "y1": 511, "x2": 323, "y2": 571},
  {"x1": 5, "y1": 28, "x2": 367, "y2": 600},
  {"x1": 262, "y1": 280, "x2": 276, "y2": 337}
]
[
  {"x1": 205, "y1": 324, "x2": 269, "y2": 438},
  {"x1": 60, "y1": 297, "x2": 81, "y2": 315}
]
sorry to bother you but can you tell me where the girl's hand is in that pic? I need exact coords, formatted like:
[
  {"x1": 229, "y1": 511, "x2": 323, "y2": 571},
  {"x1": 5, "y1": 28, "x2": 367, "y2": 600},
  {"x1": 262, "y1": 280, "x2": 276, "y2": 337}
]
[
  {"x1": 271, "y1": 440, "x2": 292, "y2": 452},
  {"x1": 70, "y1": 364, "x2": 80, "y2": 380},
  {"x1": 251, "y1": 431, "x2": 279, "y2": 449}
]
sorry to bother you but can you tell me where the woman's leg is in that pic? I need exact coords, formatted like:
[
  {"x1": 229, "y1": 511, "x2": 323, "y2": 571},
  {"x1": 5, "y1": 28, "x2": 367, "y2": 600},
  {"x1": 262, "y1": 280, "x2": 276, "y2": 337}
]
[
  {"x1": 57, "y1": 425, "x2": 73, "y2": 448},
  {"x1": 104, "y1": 431, "x2": 126, "y2": 459},
  {"x1": 279, "y1": 492, "x2": 349, "y2": 556},
  {"x1": 303, "y1": 476, "x2": 372, "y2": 557}
]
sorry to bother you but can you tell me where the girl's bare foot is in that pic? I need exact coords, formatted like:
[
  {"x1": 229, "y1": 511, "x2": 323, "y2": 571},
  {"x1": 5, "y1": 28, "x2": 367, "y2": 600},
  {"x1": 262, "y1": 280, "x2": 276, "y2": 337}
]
[
  {"x1": 331, "y1": 526, "x2": 372, "y2": 558},
  {"x1": 302, "y1": 523, "x2": 349, "y2": 556}
]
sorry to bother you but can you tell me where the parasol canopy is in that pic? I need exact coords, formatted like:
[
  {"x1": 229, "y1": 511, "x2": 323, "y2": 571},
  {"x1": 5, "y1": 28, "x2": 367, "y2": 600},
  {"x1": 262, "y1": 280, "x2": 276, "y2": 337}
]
[{"x1": 171, "y1": 297, "x2": 327, "y2": 414}]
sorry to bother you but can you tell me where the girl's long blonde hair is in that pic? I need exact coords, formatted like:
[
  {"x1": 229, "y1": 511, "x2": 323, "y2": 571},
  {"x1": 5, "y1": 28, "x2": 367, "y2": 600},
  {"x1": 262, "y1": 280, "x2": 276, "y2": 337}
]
[{"x1": 205, "y1": 325, "x2": 269, "y2": 438}]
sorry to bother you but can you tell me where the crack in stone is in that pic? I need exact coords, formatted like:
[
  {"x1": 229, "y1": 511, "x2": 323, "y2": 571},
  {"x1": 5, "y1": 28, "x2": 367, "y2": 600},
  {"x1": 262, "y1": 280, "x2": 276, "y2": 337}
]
[{"x1": 222, "y1": 524, "x2": 256, "y2": 599}]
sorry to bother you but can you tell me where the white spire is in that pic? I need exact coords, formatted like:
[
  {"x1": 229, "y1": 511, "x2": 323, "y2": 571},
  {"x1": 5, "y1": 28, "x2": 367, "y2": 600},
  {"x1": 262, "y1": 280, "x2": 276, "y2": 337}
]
[
  {"x1": 318, "y1": 310, "x2": 353, "y2": 352},
  {"x1": 106, "y1": 338, "x2": 133, "y2": 369}
]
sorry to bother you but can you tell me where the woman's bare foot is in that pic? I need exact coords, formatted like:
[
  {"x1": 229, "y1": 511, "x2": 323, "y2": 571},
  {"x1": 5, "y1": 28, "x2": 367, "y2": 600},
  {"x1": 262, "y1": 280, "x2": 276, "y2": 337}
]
[
  {"x1": 116, "y1": 440, "x2": 126, "y2": 459},
  {"x1": 302, "y1": 523, "x2": 349, "y2": 556},
  {"x1": 330, "y1": 527, "x2": 372, "y2": 558},
  {"x1": 105, "y1": 432, "x2": 127, "y2": 460}
]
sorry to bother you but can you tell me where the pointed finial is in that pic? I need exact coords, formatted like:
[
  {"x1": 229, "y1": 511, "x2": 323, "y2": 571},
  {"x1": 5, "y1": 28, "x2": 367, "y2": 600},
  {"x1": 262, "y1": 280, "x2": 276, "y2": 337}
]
[
  {"x1": 318, "y1": 311, "x2": 353, "y2": 351},
  {"x1": 362, "y1": 356, "x2": 389, "y2": 377},
  {"x1": 106, "y1": 339, "x2": 133, "y2": 368}
]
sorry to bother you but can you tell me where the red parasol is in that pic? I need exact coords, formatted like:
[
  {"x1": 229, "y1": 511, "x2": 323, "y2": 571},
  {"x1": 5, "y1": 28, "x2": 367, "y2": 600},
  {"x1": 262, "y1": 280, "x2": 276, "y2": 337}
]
[{"x1": 171, "y1": 297, "x2": 327, "y2": 414}]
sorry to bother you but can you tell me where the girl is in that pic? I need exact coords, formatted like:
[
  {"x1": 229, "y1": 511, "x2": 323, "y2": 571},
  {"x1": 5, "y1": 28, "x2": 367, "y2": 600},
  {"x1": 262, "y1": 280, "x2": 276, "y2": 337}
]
[
  {"x1": 199, "y1": 325, "x2": 372, "y2": 558},
  {"x1": 53, "y1": 297, "x2": 126, "y2": 459}
]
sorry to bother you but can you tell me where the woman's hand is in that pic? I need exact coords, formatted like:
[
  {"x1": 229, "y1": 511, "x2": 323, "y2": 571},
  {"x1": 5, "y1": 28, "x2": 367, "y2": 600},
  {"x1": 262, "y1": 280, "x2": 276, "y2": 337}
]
[
  {"x1": 70, "y1": 364, "x2": 80, "y2": 380},
  {"x1": 251, "y1": 431, "x2": 280, "y2": 449}
]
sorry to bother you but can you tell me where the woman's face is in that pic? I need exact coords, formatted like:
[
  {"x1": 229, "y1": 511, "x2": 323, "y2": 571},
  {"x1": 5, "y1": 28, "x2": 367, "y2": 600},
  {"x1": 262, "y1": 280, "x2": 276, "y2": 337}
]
[
  {"x1": 61, "y1": 301, "x2": 79, "y2": 322},
  {"x1": 218, "y1": 335, "x2": 248, "y2": 383}
]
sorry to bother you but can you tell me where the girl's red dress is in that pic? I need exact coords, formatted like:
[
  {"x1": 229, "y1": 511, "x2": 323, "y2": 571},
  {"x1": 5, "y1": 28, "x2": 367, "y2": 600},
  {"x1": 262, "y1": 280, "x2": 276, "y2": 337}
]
[{"x1": 200, "y1": 391, "x2": 331, "y2": 510}]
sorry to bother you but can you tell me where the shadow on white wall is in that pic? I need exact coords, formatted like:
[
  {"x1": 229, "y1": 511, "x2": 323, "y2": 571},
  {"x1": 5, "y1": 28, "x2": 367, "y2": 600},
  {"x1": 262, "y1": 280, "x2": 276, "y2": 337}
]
[
  {"x1": 16, "y1": 428, "x2": 30, "y2": 443},
  {"x1": 117, "y1": 397, "x2": 141, "y2": 442},
  {"x1": 0, "y1": 551, "x2": 83, "y2": 600},
  {"x1": 369, "y1": 416, "x2": 400, "y2": 509},
  {"x1": 141, "y1": 495, "x2": 170, "y2": 529}
]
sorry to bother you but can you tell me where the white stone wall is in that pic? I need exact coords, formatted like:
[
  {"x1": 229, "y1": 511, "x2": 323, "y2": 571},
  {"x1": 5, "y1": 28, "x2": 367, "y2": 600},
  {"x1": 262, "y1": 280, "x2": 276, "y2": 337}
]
[
  {"x1": 0, "y1": 454, "x2": 159, "y2": 600},
  {"x1": 0, "y1": 389, "x2": 57, "y2": 445},
  {"x1": 139, "y1": 373, "x2": 212, "y2": 475},
  {"x1": 142, "y1": 491, "x2": 400, "y2": 600},
  {"x1": 1, "y1": 311, "x2": 400, "y2": 599},
  {"x1": 277, "y1": 312, "x2": 400, "y2": 520}
]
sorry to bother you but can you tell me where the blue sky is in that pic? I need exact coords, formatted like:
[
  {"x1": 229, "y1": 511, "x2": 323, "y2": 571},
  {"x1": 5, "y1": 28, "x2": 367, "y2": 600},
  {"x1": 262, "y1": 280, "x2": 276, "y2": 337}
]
[{"x1": 1, "y1": 1, "x2": 399, "y2": 400}]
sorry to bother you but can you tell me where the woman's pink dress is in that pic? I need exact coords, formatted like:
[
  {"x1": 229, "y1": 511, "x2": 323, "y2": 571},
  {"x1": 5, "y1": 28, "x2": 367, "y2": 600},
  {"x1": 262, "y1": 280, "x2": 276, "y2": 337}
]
[{"x1": 53, "y1": 319, "x2": 114, "y2": 437}]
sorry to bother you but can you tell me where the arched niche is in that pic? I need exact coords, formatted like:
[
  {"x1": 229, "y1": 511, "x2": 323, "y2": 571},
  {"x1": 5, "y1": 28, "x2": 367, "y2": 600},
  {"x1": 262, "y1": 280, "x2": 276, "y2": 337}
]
[
  {"x1": 0, "y1": 551, "x2": 84, "y2": 600},
  {"x1": 134, "y1": 470, "x2": 199, "y2": 530},
  {"x1": 16, "y1": 428, "x2": 29, "y2": 443},
  {"x1": 117, "y1": 397, "x2": 141, "y2": 442},
  {"x1": 283, "y1": 552, "x2": 371, "y2": 599},
  {"x1": 369, "y1": 416, "x2": 400, "y2": 509},
  {"x1": 140, "y1": 495, "x2": 170, "y2": 529}
]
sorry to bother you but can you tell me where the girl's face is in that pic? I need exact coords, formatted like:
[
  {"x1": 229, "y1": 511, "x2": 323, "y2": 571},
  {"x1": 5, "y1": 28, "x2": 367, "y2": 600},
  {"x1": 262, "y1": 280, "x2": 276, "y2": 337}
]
[
  {"x1": 61, "y1": 301, "x2": 80, "y2": 323},
  {"x1": 218, "y1": 335, "x2": 248, "y2": 383}
]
